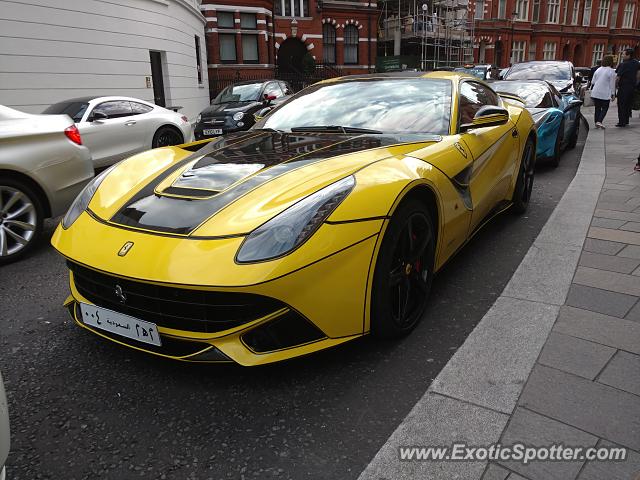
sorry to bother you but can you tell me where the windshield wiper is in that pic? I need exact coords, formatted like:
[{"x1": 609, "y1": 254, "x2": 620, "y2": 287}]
[
  {"x1": 254, "y1": 127, "x2": 285, "y2": 133},
  {"x1": 290, "y1": 125, "x2": 383, "y2": 134}
]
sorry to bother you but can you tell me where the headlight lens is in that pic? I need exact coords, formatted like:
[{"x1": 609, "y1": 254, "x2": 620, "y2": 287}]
[
  {"x1": 233, "y1": 112, "x2": 244, "y2": 121},
  {"x1": 236, "y1": 176, "x2": 356, "y2": 263},
  {"x1": 197, "y1": 113, "x2": 202, "y2": 123},
  {"x1": 62, "y1": 165, "x2": 115, "y2": 229}
]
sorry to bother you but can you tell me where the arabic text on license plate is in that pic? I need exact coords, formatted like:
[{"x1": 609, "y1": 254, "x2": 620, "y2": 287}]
[
  {"x1": 203, "y1": 129, "x2": 222, "y2": 135},
  {"x1": 80, "y1": 303, "x2": 162, "y2": 346}
]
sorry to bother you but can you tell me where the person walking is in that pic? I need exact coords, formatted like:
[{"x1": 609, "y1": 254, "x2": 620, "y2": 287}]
[
  {"x1": 590, "y1": 55, "x2": 617, "y2": 129},
  {"x1": 615, "y1": 48, "x2": 640, "y2": 127}
]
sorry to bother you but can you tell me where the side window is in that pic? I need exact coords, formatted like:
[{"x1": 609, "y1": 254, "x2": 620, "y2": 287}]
[
  {"x1": 458, "y1": 82, "x2": 499, "y2": 126},
  {"x1": 263, "y1": 82, "x2": 284, "y2": 98},
  {"x1": 280, "y1": 81, "x2": 294, "y2": 95},
  {"x1": 130, "y1": 102, "x2": 154, "y2": 115},
  {"x1": 92, "y1": 100, "x2": 133, "y2": 119}
]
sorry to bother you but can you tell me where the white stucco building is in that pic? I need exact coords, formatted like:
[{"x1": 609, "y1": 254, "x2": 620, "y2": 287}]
[{"x1": 0, "y1": 0, "x2": 210, "y2": 121}]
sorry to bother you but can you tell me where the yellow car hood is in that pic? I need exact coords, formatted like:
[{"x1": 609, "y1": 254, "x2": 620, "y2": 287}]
[{"x1": 89, "y1": 131, "x2": 442, "y2": 237}]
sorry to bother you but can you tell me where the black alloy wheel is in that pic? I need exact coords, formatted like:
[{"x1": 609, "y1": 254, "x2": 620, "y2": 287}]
[
  {"x1": 549, "y1": 119, "x2": 564, "y2": 168},
  {"x1": 512, "y1": 137, "x2": 536, "y2": 214},
  {"x1": 152, "y1": 126, "x2": 183, "y2": 148},
  {"x1": 371, "y1": 199, "x2": 435, "y2": 339}
]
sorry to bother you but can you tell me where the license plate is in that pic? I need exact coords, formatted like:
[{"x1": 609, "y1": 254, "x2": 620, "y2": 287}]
[
  {"x1": 80, "y1": 303, "x2": 162, "y2": 346},
  {"x1": 203, "y1": 128, "x2": 222, "y2": 135}
]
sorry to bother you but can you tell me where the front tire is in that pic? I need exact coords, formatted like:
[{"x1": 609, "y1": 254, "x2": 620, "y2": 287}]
[
  {"x1": 371, "y1": 199, "x2": 435, "y2": 339},
  {"x1": 566, "y1": 116, "x2": 580, "y2": 149},
  {"x1": 512, "y1": 137, "x2": 536, "y2": 214},
  {"x1": 0, "y1": 179, "x2": 44, "y2": 265},
  {"x1": 549, "y1": 120, "x2": 564, "y2": 168},
  {"x1": 152, "y1": 126, "x2": 183, "y2": 148}
]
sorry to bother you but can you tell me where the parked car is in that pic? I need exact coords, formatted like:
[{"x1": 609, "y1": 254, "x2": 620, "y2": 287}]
[
  {"x1": 0, "y1": 105, "x2": 93, "y2": 264},
  {"x1": 490, "y1": 80, "x2": 582, "y2": 166},
  {"x1": 0, "y1": 371, "x2": 8, "y2": 480},
  {"x1": 502, "y1": 60, "x2": 578, "y2": 95},
  {"x1": 43, "y1": 96, "x2": 193, "y2": 168},
  {"x1": 51, "y1": 72, "x2": 537, "y2": 366},
  {"x1": 453, "y1": 64, "x2": 494, "y2": 80},
  {"x1": 194, "y1": 80, "x2": 293, "y2": 140},
  {"x1": 574, "y1": 66, "x2": 592, "y2": 100}
]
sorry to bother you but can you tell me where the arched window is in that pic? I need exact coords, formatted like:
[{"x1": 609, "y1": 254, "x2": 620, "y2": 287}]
[
  {"x1": 323, "y1": 23, "x2": 336, "y2": 64},
  {"x1": 344, "y1": 25, "x2": 358, "y2": 65}
]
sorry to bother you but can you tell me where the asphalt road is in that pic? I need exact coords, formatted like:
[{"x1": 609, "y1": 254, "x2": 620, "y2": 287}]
[{"x1": 1, "y1": 123, "x2": 586, "y2": 480}]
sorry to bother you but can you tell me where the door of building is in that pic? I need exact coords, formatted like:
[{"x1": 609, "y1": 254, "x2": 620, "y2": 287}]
[{"x1": 149, "y1": 51, "x2": 165, "y2": 107}]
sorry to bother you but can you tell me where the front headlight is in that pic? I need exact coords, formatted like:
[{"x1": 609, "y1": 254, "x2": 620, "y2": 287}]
[
  {"x1": 233, "y1": 112, "x2": 244, "y2": 121},
  {"x1": 196, "y1": 113, "x2": 202, "y2": 123},
  {"x1": 236, "y1": 176, "x2": 356, "y2": 263},
  {"x1": 62, "y1": 165, "x2": 116, "y2": 229}
]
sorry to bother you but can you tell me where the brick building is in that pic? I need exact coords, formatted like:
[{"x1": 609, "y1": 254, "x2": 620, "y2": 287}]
[
  {"x1": 201, "y1": 0, "x2": 377, "y2": 94},
  {"x1": 471, "y1": 0, "x2": 640, "y2": 68}
]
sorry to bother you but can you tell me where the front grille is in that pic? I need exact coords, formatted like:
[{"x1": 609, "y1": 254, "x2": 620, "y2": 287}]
[
  {"x1": 203, "y1": 118, "x2": 225, "y2": 125},
  {"x1": 68, "y1": 262, "x2": 285, "y2": 333}
]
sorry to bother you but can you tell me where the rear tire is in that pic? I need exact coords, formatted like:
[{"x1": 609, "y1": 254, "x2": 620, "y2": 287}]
[
  {"x1": 549, "y1": 120, "x2": 564, "y2": 168},
  {"x1": 152, "y1": 126, "x2": 184, "y2": 148},
  {"x1": 0, "y1": 179, "x2": 44, "y2": 265},
  {"x1": 371, "y1": 199, "x2": 435, "y2": 339},
  {"x1": 566, "y1": 116, "x2": 580, "y2": 150},
  {"x1": 512, "y1": 137, "x2": 536, "y2": 215}
]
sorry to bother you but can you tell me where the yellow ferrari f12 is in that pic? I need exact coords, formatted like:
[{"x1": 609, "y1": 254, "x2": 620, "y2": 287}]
[{"x1": 52, "y1": 72, "x2": 536, "y2": 366}]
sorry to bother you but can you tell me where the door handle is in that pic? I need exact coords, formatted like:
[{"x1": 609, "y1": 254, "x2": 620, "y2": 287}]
[{"x1": 125, "y1": 120, "x2": 136, "y2": 126}]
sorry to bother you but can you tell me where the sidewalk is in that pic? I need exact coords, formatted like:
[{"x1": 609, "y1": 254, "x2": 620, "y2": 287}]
[{"x1": 359, "y1": 105, "x2": 640, "y2": 480}]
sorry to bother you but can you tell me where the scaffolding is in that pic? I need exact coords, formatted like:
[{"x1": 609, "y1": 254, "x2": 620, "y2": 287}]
[{"x1": 379, "y1": 0, "x2": 475, "y2": 71}]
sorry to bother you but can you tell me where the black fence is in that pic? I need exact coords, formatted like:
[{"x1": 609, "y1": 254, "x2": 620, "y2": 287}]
[{"x1": 207, "y1": 64, "x2": 345, "y2": 101}]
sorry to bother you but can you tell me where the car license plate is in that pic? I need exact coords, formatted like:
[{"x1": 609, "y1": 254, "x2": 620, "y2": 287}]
[
  {"x1": 203, "y1": 128, "x2": 222, "y2": 135},
  {"x1": 79, "y1": 303, "x2": 162, "y2": 346}
]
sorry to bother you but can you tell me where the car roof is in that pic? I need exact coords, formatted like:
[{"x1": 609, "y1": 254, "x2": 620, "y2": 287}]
[
  {"x1": 509, "y1": 60, "x2": 573, "y2": 68},
  {"x1": 50, "y1": 96, "x2": 157, "y2": 105},
  {"x1": 325, "y1": 71, "x2": 476, "y2": 83}
]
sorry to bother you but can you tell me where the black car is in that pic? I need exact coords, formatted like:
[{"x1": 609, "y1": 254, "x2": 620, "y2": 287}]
[
  {"x1": 502, "y1": 61, "x2": 578, "y2": 95},
  {"x1": 194, "y1": 80, "x2": 293, "y2": 140}
]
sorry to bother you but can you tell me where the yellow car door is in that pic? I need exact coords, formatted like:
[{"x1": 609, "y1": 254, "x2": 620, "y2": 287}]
[{"x1": 456, "y1": 81, "x2": 519, "y2": 232}]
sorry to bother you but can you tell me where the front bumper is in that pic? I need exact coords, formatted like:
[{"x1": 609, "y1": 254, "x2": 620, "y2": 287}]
[{"x1": 193, "y1": 118, "x2": 251, "y2": 140}]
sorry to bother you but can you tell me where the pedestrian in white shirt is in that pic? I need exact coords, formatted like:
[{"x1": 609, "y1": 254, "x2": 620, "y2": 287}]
[{"x1": 590, "y1": 55, "x2": 617, "y2": 129}]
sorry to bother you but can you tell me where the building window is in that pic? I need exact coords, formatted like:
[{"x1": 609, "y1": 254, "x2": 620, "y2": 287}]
[
  {"x1": 572, "y1": 0, "x2": 581, "y2": 23},
  {"x1": 610, "y1": 2, "x2": 619, "y2": 26},
  {"x1": 622, "y1": 2, "x2": 635, "y2": 27},
  {"x1": 529, "y1": 41, "x2": 537, "y2": 60},
  {"x1": 592, "y1": 43, "x2": 604, "y2": 64},
  {"x1": 475, "y1": 0, "x2": 485, "y2": 19},
  {"x1": 532, "y1": 0, "x2": 540, "y2": 21},
  {"x1": 242, "y1": 35, "x2": 258, "y2": 63},
  {"x1": 275, "y1": 0, "x2": 309, "y2": 17},
  {"x1": 344, "y1": 25, "x2": 358, "y2": 65},
  {"x1": 217, "y1": 11, "x2": 235, "y2": 28},
  {"x1": 219, "y1": 34, "x2": 236, "y2": 63},
  {"x1": 240, "y1": 13, "x2": 257, "y2": 29},
  {"x1": 563, "y1": 0, "x2": 569, "y2": 22},
  {"x1": 583, "y1": 0, "x2": 593, "y2": 25},
  {"x1": 543, "y1": 41, "x2": 557, "y2": 59},
  {"x1": 547, "y1": 0, "x2": 561, "y2": 22},
  {"x1": 194, "y1": 35, "x2": 202, "y2": 84},
  {"x1": 597, "y1": 0, "x2": 610, "y2": 25},
  {"x1": 498, "y1": 0, "x2": 507, "y2": 18},
  {"x1": 512, "y1": 41, "x2": 526, "y2": 62},
  {"x1": 515, "y1": 0, "x2": 529, "y2": 19},
  {"x1": 322, "y1": 23, "x2": 336, "y2": 64}
]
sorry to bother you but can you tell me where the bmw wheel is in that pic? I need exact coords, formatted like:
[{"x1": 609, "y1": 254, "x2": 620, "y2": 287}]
[
  {"x1": 371, "y1": 199, "x2": 435, "y2": 339},
  {"x1": 0, "y1": 180, "x2": 43, "y2": 265}
]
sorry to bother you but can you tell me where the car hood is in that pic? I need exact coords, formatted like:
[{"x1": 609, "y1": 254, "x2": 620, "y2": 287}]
[
  {"x1": 200, "y1": 102, "x2": 261, "y2": 117},
  {"x1": 89, "y1": 131, "x2": 442, "y2": 237},
  {"x1": 547, "y1": 79, "x2": 574, "y2": 93}
]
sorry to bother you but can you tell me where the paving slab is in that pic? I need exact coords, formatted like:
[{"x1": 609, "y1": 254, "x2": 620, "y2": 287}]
[
  {"x1": 595, "y1": 201, "x2": 638, "y2": 212},
  {"x1": 564, "y1": 284, "x2": 637, "y2": 318},
  {"x1": 519, "y1": 365, "x2": 640, "y2": 451},
  {"x1": 623, "y1": 300, "x2": 640, "y2": 323},
  {"x1": 578, "y1": 251, "x2": 640, "y2": 274},
  {"x1": 588, "y1": 226, "x2": 640, "y2": 244},
  {"x1": 497, "y1": 407, "x2": 596, "y2": 480},
  {"x1": 429, "y1": 297, "x2": 559, "y2": 414},
  {"x1": 594, "y1": 208, "x2": 640, "y2": 222},
  {"x1": 616, "y1": 244, "x2": 640, "y2": 259},
  {"x1": 602, "y1": 183, "x2": 637, "y2": 191},
  {"x1": 356, "y1": 392, "x2": 509, "y2": 480},
  {"x1": 582, "y1": 238, "x2": 625, "y2": 255},
  {"x1": 620, "y1": 221, "x2": 640, "y2": 232},
  {"x1": 553, "y1": 306, "x2": 640, "y2": 354},
  {"x1": 537, "y1": 332, "x2": 615, "y2": 380},
  {"x1": 573, "y1": 266, "x2": 640, "y2": 297},
  {"x1": 597, "y1": 351, "x2": 640, "y2": 396},
  {"x1": 589, "y1": 217, "x2": 626, "y2": 228},
  {"x1": 577, "y1": 440, "x2": 640, "y2": 480},
  {"x1": 481, "y1": 463, "x2": 510, "y2": 480}
]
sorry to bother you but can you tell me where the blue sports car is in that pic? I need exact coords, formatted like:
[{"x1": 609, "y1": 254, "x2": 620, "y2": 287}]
[{"x1": 490, "y1": 80, "x2": 582, "y2": 167}]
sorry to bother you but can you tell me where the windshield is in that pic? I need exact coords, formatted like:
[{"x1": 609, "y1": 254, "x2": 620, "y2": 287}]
[
  {"x1": 260, "y1": 78, "x2": 452, "y2": 135},
  {"x1": 492, "y1": 82, "x2": 554, "y2": 108},
  {"x1": 506, "y1": 63, "x2": 572, "y2": 81},
  {"x1": 213, "y1": 83, "x2": 263, "y2": 104},
  {"x1": 454, "y1": 66, "x2": 488, "y2": 79},
  {"x1": 42, "y1": 101, "x2": 89, "y2": 122}
]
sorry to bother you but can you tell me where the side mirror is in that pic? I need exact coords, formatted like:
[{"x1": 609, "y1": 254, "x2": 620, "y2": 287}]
[
  {"x1": 460, "y1": 105, "x2": 509, "y2": 132},
  {"x1": 564, "y1": 99, "x2": 583, "y2": 112},
  {"x1": 254, "y1": 107, "x2": 274, "y2": 122},
  {"x1": 91, "y1": 111, "x2": 108, "y2": 122},
  {"x1": 263, "y1": 94, "x2": 277, "y2": 104}
]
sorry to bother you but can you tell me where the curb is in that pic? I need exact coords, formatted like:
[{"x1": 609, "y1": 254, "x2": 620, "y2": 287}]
[{"x1": 358, "y1": 110, "x2": 605, "y2": 480}]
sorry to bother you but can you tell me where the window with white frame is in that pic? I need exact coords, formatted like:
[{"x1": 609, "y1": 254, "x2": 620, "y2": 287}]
[
  {"x1": 475, "y1": 0, "x2": 485, "y2": 19},
  {"x1": 548, "y1": 0, "x2": 561, "y2": 22},
  {"x1": 217, "y1": 11, "x2": 235, "y2": 28},
  {"x1": 610, "y1": 2, "x2": 619, "y2": 26},
  {"x1": 274, "y1": 0, "x2": 309, "y2": 16},
  {"x1": 622, "y1": 2, "x2": 635, "y2": 27},
  {"x1": 515, "y1": 0, "x2": 529, "y2": 19},
  {"x1": 592, "y1": 43, "x2": 604, "y2": 64},
  {"x1": 322, "y1": 23, "x2": 336, "y2": 64},
  {"x1": 512, "y1": 41, "x2": 526, "y2": 62},
  {"x1": 572, "y1": 0, "x2": 581, "y2": 23},
  {"x1": 529, "y1": 41, "x2": 537, "y2": 60},
  {"x1": 583, "y1": 0, "x2": 593, "y2": 25},
  {"x1": 563, "y1": 0, "x2": 569, "y2": 23},
  {"x1": 344, "y1": 25, "x2": 359, "y2": 65},
  {"x1": 543, "y1": 41, "x2": 557, "y2": 59},
  {"x1": 533, "y1": 0, "x2": 540, "y2": 21},
  {"x1": 597, "y1": 0, "x2": 610, "y2": 25},
  {"x1": 498, "y1": 0, "x2": 507, "y2": 18}
]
